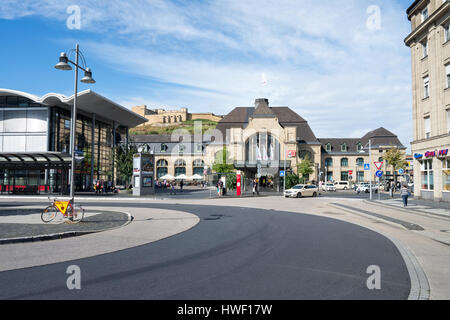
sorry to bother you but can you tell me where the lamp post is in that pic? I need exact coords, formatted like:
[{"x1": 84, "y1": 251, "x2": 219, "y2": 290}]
[
  {"x1": 359, "y1": 139, "x2": 372, "y2": 200},
  {"x1": 55, "y1": 44, "x2": 96, "y2": 204}
]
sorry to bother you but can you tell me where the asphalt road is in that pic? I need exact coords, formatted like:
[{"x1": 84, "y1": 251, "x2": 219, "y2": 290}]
[{"x1": 0, "y1": 202, "x2": 410, "y2": 299}]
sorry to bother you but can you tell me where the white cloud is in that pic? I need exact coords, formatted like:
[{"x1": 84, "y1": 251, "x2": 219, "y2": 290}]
[{"x1": 2, "y1": 0, "x2": 413, "y2": 150}]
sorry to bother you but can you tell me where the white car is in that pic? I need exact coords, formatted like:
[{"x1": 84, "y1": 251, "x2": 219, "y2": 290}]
[
  {"x1": 356, "y1": 183, "x2": 379, "y2": 193},
  {"x1": 284, "y1": 184, "x2": 319, "y2": 198},
  {"x1": 334, "y1": 181, "x2": 350, "y2": 190},
  {"x1": 322, "y1": 183, "x2": 336, "y2": 192}
]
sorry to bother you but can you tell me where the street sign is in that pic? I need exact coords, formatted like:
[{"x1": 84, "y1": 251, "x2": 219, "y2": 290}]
[
  {"x1": 374, "y1": 161, "x2": 383, "y2": 170},
  {"x1": 376, "y1": 170, "x2": 383, "y2": 178},
  {"x1": 348, "y1": 170, "x2": 353, "y2": 175},
  {"x1": 280, "y1": 170, "x2": 285, "y2": 177},
  {"x1": 399, "y1": 169, "x2": 405, "y2": 174},
  {"x1": 364, "y1": 164, "x2": 370, "y2": 171}
]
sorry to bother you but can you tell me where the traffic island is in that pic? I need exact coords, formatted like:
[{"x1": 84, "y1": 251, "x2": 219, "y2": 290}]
[{"x1": 0, "y1": 209, "x2": 132, "y2": 244}]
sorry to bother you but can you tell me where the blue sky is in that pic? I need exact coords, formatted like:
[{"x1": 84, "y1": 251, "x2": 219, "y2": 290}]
[{"x1": 1, "y1": 0, "x2": 414, "y2": 150}]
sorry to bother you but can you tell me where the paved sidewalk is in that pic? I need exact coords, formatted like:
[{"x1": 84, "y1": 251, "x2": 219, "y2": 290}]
[
  {"x1": 366, "y1": 197, "x2": 450, "y2": 219},
  {"x1": 0, "y1": 206, "x2": 131, "y2": 244}
]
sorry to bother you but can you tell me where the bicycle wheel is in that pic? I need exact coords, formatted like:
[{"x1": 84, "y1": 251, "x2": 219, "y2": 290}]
[
  {"x1": 67, "y1": 205, "x2": 84, "y2": 223},
  {"x1": 41, "y1": 206, "x2": 58, "y2": 223}
]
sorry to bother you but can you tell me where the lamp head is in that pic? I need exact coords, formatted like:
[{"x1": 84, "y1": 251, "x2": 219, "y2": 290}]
[
  {"x1": 81, "y1": 67, "x2": 96, "y2": 84},
  {"x1": 54, "y1": 52, "x2": 72, "y2": 70}
]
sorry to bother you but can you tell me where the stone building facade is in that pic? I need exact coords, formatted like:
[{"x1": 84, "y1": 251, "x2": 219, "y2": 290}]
[
  {"x1": 405, "y1": 0, "x2": 450, "y2": 201},
  {"x1": 129, "y1": 98, "x2": 406, "y2": 188}
]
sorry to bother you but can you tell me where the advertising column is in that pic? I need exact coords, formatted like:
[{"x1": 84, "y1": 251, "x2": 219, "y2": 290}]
[
  {"x1": 132, "y1": 153, "x2": 155, "y2": 196},
  {"x1": 236, "y1": 170, "x2": 241, "y2": 196}
]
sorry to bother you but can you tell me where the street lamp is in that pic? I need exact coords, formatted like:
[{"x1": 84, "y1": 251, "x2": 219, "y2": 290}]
[
  {"x1": 359, "y1": 139, "x2": 373, "y2": 200},
  {"x1": 55, "y1": 44, "x2": 96, "y2": 204}
]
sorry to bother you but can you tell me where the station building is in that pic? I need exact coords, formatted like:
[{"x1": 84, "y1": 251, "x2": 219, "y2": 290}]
[{"x1": 130, "y1": 98, "x2": 405, "y2": 188}]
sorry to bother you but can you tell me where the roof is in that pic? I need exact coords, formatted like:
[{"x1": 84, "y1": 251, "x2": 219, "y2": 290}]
[
  {"x1": 319, "y1": 127, "x2": 405, "y2": 153},
  {"x1": 0, "y1": 88, "x2": 148, "y2": 128},
  {"x1": 407, "y1": 0, "x2": 422, "y2": 15},
  {"x1": 216, "y1": 106, "x2": 318, "y2": 143},
  {"x1": 0, "y1": 152, "x2": 71, "y2": 169}
]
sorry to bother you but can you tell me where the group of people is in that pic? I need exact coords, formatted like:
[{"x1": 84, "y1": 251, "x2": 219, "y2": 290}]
[{"x1": 93, "y1": 179, "x2": 116, "y2": 194}]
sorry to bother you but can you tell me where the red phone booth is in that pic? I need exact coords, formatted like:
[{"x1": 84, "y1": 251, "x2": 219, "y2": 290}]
[{"x1": 236, "y1": 171, "x2": 241, "y2": 196}]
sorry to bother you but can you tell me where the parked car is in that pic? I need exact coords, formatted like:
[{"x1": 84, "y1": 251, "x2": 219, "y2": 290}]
[
  {"x1": 356, "y1": 183, "x2": 379, "y2": 194},
  {"x1": 322, "y1": 183, "x2": 336, "y2": 192},
  {"x1": 284, "y1": 184, "x2": 319, "y2": 198},
  {"x1": 334, "y1": 181, "x2": 350, "y2": 190}
]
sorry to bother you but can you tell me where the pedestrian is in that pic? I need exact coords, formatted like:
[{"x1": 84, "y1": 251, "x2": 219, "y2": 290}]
[
  {"x1": 170, "y1": 183, "x2": 176, "y2": 195},
  {"x1": 180, "y1": 179, "x2": 184, "y2": 192},
  {"x1": 401, "y1": 184, "x2": 409, "y2": 207}
]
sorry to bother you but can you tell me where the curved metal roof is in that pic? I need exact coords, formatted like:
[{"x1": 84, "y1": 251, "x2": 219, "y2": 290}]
[
  {"x1": 0, "y1": 152, "x2": 71, "y2": 169},
  {"x1": 0, "y1": 88, "x2": 148, "y2": 128}
]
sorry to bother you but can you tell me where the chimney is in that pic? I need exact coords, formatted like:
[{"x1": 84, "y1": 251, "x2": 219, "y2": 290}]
[{"x1": 255, "y1": 98, "x2": 269, "y2": 109}]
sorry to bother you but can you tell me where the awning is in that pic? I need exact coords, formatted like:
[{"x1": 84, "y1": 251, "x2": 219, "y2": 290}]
[
  {"x1": 0, "y1": 152, "x2": 71, "y2": 170},
  {"x1": 234, "y1": 160, "x2": 291, "y2": 169}
]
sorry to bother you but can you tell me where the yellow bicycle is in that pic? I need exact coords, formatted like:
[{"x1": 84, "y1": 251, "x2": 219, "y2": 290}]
[{"x1": 41, "y1": 198, "x2": 84, "y2": 224}]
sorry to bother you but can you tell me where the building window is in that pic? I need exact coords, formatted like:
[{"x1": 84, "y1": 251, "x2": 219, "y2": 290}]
[
  {"x1": 443, "y1": 158, "x2": 450, "y2": 192},
  {"x1": 356, "y1": 158, "x2": 364, "y2": 167},
  {"x1": 341, "y1": 143, "x2": 347, "y2": 152},
  {"x1": 193, "y1": 159, "x2": 205, "y2": 176},
  {"x1": 421, "y1": 7, "x2": 428, "y2": 22},
  {"x1": 423, "y1": 76, "x2": 429, "y2": 98},
  {"x1": 357, "y1": 171, "x2": 365, "y2": 183},
  {"x1": 325, "y1": 158, "x2": 333, "y2": 167},
  {"x1": 445, "y1": 23, "x2": 450, "y2": 43},
  {"x1": 357, "y1": 143, "x2": 363, "y2": 152},
  {"x1": 341, "y1": 158, "x2": 348, "y2": 167},
  {"x1": 341, "y1": 171, "x2": 349, "y2": 181},
  {"x1": 299, "y1": 150, "x2": 312, "y2": 160},
  {"x1": 446, "y1": 64, "x2": 450, "y2": 89},
  {"x1": 160, "y1": 143, "x2": 168, "y2": 152},
  {"x1": 421, "y1": 159, "x2": 434, "y2": 190},
  {"x1": 156, "y1": 159, "x2": 168, "y2": 179},
  {"x1": 196, "y1": 143, "x2": 203, "y2": 153},
  {"x1": 447, "y1": 109, "x2": 450, "y2": 133},
  {"x1": 421, "y1": 40, "x2": 428, "y2": 58},
  {"x1": 424, "y1": 116, "x2": 431, "y2": 139},
  {"x1": 174, "y1": 159, "x2": 186, "y2": 177},
  {"x1": 326, "y1": 143, "x2": 332, "y2": 152},
  {"x1": 179, "y1": 144, "x2": 186, "y2": 153}
]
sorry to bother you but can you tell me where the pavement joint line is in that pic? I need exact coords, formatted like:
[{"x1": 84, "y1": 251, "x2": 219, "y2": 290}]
[
  {"x1": 363, "y1": 200, "x2": 450, "y2": 221},
  {"x1": 328, "y1": 203, "x2": 430, "y2": 300},
  {"x1": 0, "y1": 210, "x2": 133, "y2": 245},
  {"x1": 329, "y1": 203, "x2": 425, "y2": 231}
]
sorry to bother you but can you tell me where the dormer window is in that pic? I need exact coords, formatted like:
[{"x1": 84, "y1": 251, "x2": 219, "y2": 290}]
[
  {"x1": 341, "y1": 143, "x2": 348, "y2": 152},
  {"x1": 357, "y1": 143, "x2": 363, "y2": 152},
  {"x1": 160, "y1": 143, "x2": 168, "y2": 152},
  {"x1": 326, "y1": 143, "x2": 332, "y2": 152}
]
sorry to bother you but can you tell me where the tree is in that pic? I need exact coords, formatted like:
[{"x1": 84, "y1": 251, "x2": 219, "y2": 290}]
[
  {"x1": 115, "y1": 144, "x2": 138, "y2": 188},
  {"x1": 285, "y1": 173, "x2": 300, "y2": 189},
  {"x1": 297, "y1": 156, "x2": 314, "y2": 184},
  {"x1": 212, "y1": 146, "x2": 235, "y2": 174},
  {"x1": 383, "y1": 148, "x2": 409, "y2": 188}
]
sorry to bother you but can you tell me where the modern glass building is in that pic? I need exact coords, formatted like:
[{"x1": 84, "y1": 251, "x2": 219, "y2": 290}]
[{"x1": 0, "y1": 89, "x2": 147, "y2": 194}]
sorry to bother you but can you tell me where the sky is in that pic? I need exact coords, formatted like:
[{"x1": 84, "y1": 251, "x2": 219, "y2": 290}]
[{"x1": 0, "y1": 0, "x2": 414, "y2": 151}]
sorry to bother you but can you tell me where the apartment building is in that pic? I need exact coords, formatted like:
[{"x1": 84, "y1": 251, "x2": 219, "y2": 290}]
[{"x1": 405, "y1": 0, "x2": 450, "y2": 201}]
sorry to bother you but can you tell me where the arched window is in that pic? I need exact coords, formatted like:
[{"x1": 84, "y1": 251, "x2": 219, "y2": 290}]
[
  {"x1": 325, "y1": 158, "x2": 333, "y2": 167},
  {"x1": 356, "y1": 158, "x2": 364, "y2": 166},
  {"x1": 156, "y1": 159, "x2": 168, "y2": 179},
  {"x1": 299, "y1": 150, "x2": 313, "y2": 161},
  {"x1": 175, "y1": 159, "x2": 186, "y2": 176},
  {"x1": 245, "y1": 132, "x2": 280, "y2": 161},
  {"x1": 193, "y1": 159, "x2": 205, "y2": 175},
  {"x1": 341, "y1": 158, "x2": 349, "y2": 167}
]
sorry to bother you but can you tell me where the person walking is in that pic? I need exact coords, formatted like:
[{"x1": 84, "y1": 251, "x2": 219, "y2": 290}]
[
  {"x1": 180, "y1": 179, "x2": 184, "y2": 193},
  {"x1": 401, "y1": 184, "x2": 409, "y2": 207},
  {"x1": 170, "y1": 182, "x2": 176, "y2": 195}
]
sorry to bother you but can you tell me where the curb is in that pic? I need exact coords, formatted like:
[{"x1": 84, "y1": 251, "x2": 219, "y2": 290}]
[
  {"x1": 0, "y1": 211, "x2": 133, "y2": 245},
  {"x1": 328, "y1": 203, "x2": 430, "y2": 300}
]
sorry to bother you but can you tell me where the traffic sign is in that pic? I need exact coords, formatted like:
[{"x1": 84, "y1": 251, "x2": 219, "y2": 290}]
[
  {"x1": 399, "y1": 169, "x2": 405, "y2": 174},
  {"x1": 364, "y1": 164, "x2": 370, "y2": 171},
  {"x1": 348, "y1": 170, "x2": 353, "y2": 175},
  {"x1": 375, "y1": 170, "x2": 383, "y2": 178},
  {"x1": 374, "y1": 161, "x2": 383, "y2": 170},
  {"x1": 280, "y1": 170, "x2": 285, "y2": 177}
]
